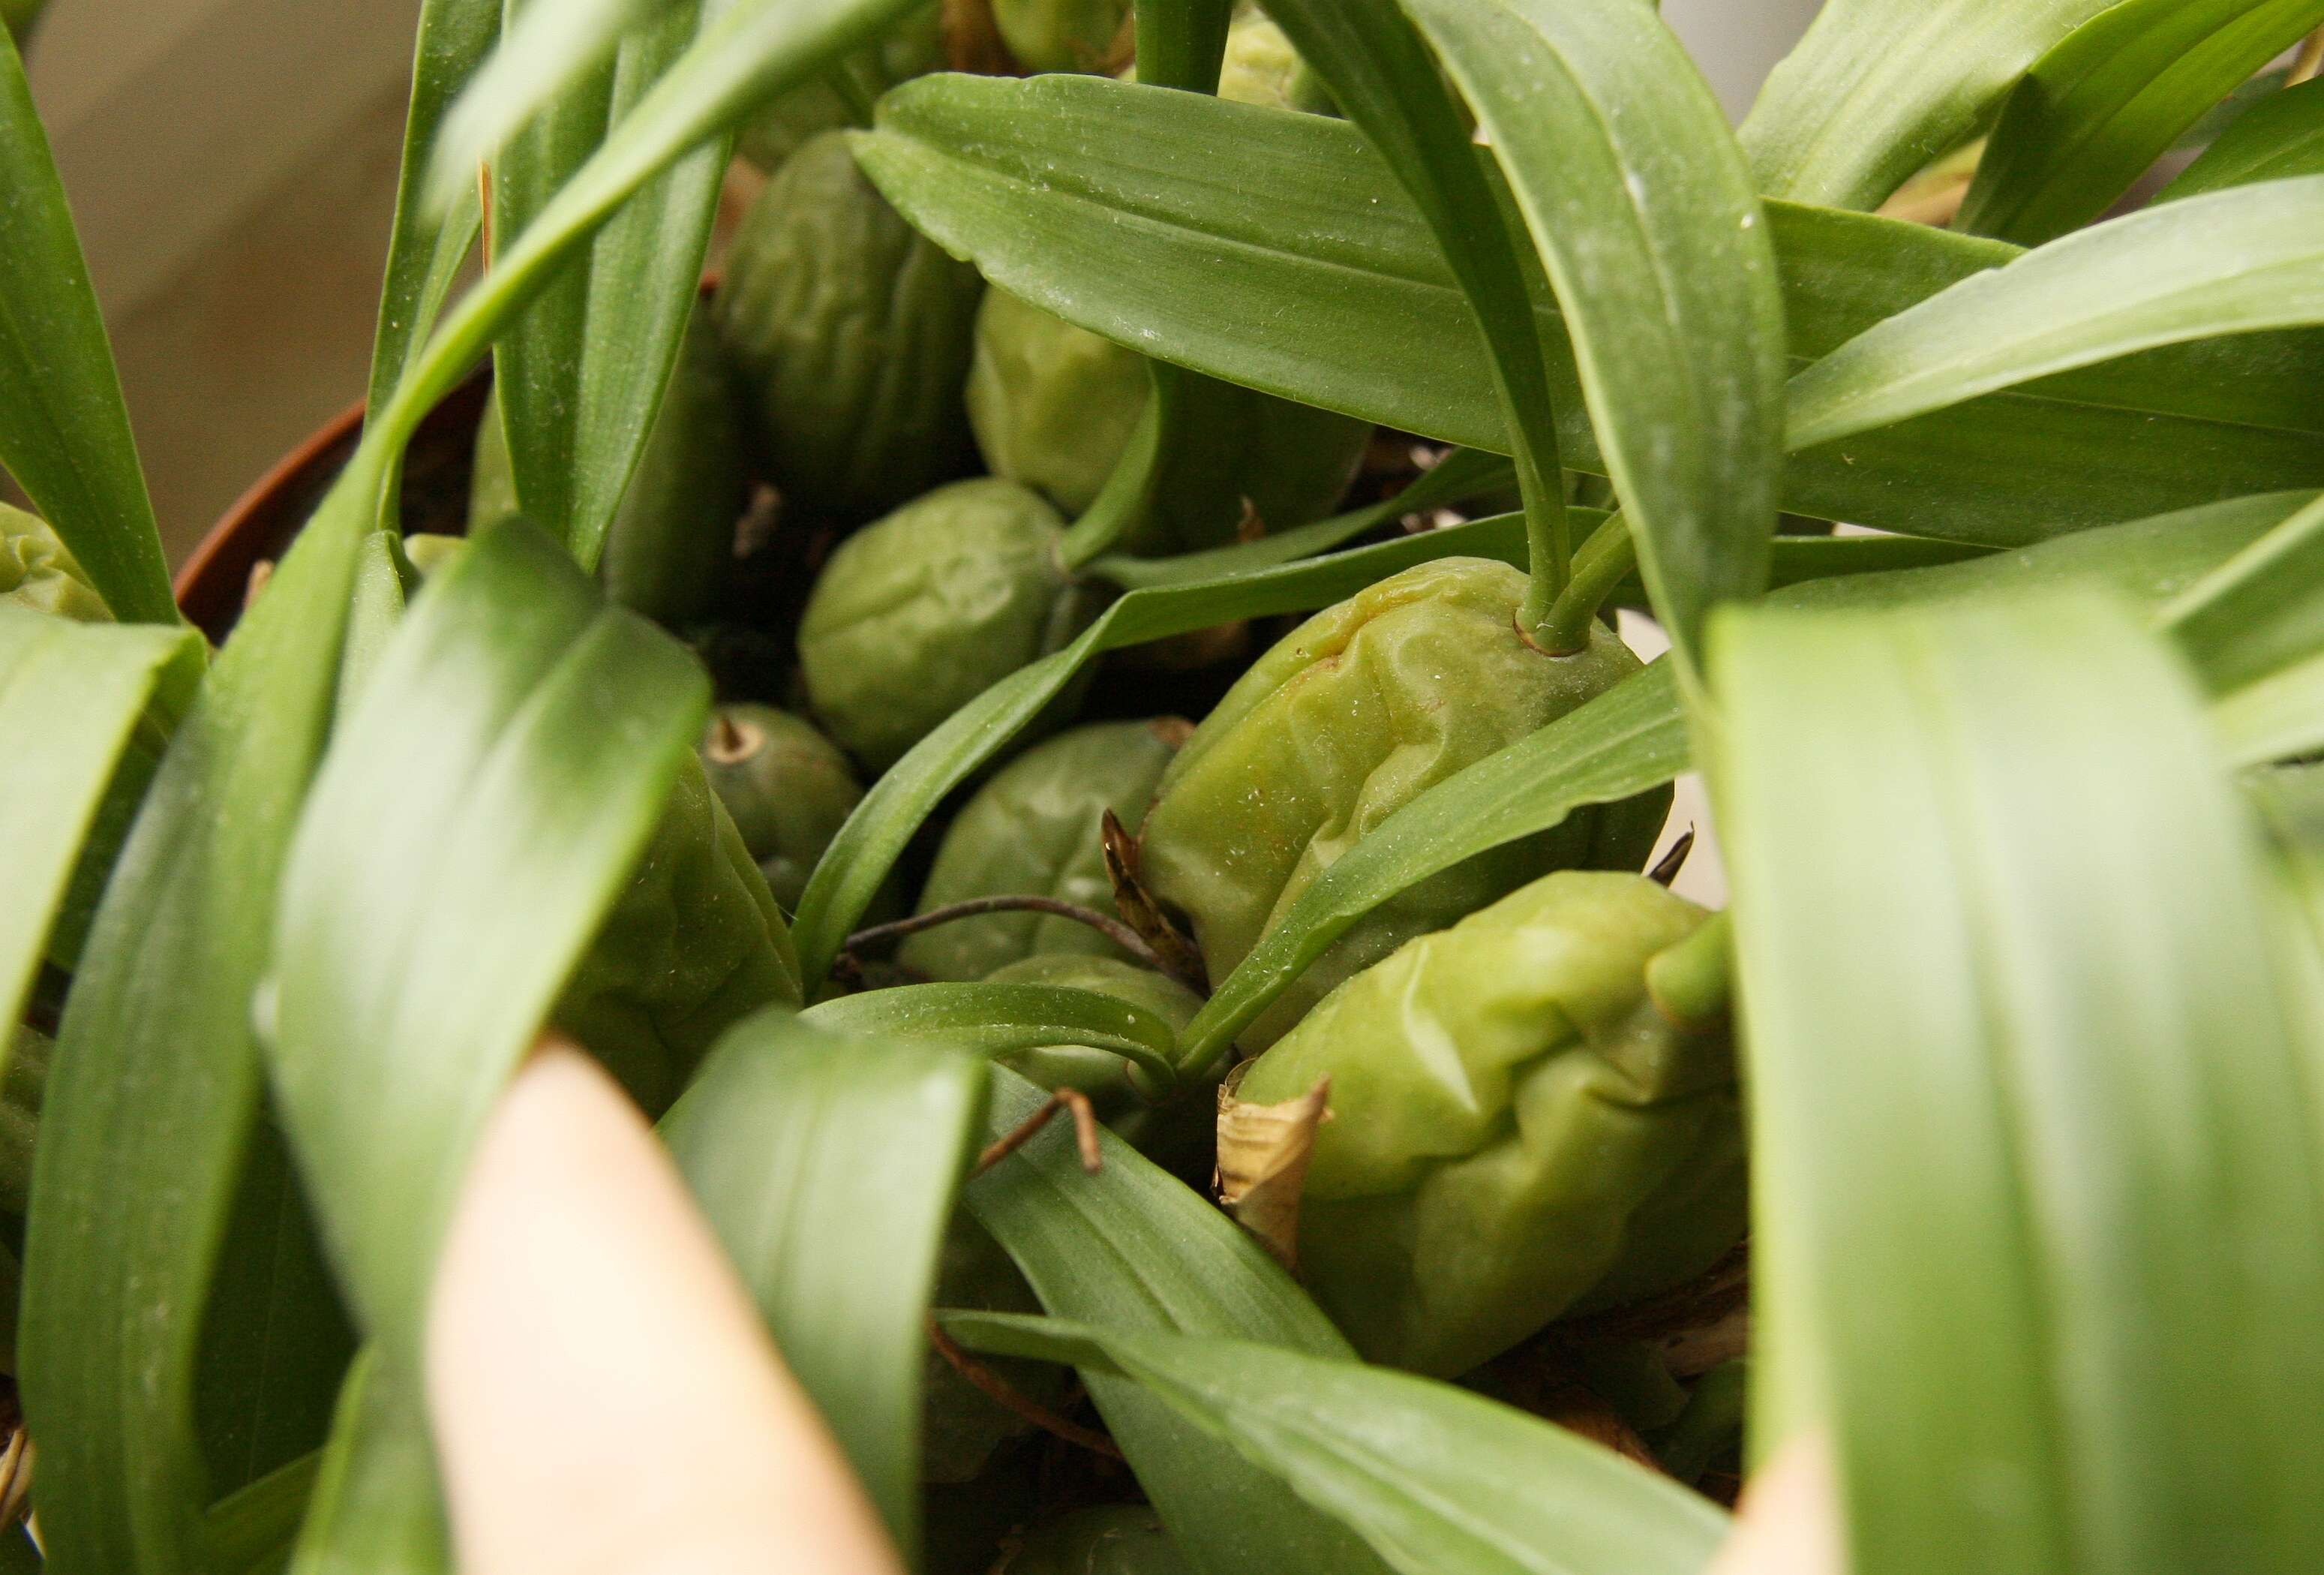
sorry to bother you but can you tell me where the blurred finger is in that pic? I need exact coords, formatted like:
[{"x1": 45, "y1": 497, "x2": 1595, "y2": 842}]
[
  {"x1": 426, "y1": 1039, "x2": 902, "y2": 1575},
  {"x1": 1707, "y1": 1435, "x2": 1845, "y2": 1575}
]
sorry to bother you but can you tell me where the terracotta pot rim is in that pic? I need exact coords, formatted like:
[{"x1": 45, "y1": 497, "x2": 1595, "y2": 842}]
[{"x1": 174, "y1": 392, "x2": 368, "y2": 615}]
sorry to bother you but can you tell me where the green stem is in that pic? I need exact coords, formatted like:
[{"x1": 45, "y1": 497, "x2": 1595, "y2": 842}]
[
  {"x1": 1513, "y1": 454, "x2": 1577, "y2": 636},
  {"x1": 1055, "y1": 365, "x2": 1178, "y2": 570},
  {"x1": 1533, "y1": 510, "x2": 1635, "y2": 656}
]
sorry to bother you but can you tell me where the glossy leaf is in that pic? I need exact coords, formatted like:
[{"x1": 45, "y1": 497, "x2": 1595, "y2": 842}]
[
  {"x1": 946, "y1": 1314, "x2": 1728, "y2": 1575},
  {"x1": 803, "y1": 984, "x2": 1181, "y2": 1089},
  {"x1": 662, "y1": 1014, "x2": 986, "y2": 1556},
  {"x1": 2163, "y1": 491, "x2": 2324, "y2": 694},
  {"x1": 856, "y1": 76, "x2": 2324, "y2": 548},
  {"x1": 0, "y1": 605, "x2": 198, "y2": 1041},
  {"x1": 1958, "y1": 0, "x2": 2324, "y2": 245},
  {"x1": 2163, "y1": 76, "x2": 2324, "y2": 200},
  {"x1": 366, "y1": 0, "x2": 500, "y2": 412},
  {"x1": 965, "y1": 1066, "x2": 1391, "y2": 1575},
  {"x1": 493, "y1": 1, "x2": 725, "y2": 569},
  {"x1": 1787, "y1": 179, "x2": 2324, "y2": 452},
  {"x1": 1266, "y1": 0, "x2": 1574, "y2": 600},
  {"x1": 22, "y1": 462, "x2": 383, "y2": 1575},
  {"x1": 0, "y1": 27, "x2": 173, "y2": 624},
  {"x1": 788, "y1": 509, "x2": 1548, "y2": 984},
  {"x1": 426, "y1": 0, "x2": 666, "y2": 206},
  {"x1": 1402, "y1": 0, "x2": 1785, "y2": 659},
  {"x1": 1738, "y1": 0, "x2": 2117, "y2": 209},
  {"x1": 2215, "y1": 648, "x2": 2324, "y2": 766},
  {"x1": 282, "y1": 1354, "x2": 447, "y2": 1575},
  {"x1": 1708, "y1": 588, "x2": 2324, "y2": 1573},
  {"x1": 200, "y1": 1450, "x2": 323, "y2": 1575},
  {"x1": 269, "y1": 516, "x2": 705, "y2": 1367}
]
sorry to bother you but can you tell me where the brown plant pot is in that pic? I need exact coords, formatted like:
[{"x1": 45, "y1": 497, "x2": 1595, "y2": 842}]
[{"x1": 173, "y1": 375, "x2": 491, "y2": 640}]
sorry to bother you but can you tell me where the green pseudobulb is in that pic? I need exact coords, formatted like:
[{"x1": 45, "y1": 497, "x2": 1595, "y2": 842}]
[
  {"x1": 797, "y1": 477, "x2": 1083, "y2": 774},
  {"x1": 1237, "y1": 870, "x2": 1743, "y2": 1377},
  {"x1": 468, "y1": 310, "x2": 748, "y2": 627},
  {"x1": 717, "y1": 131, "x2": 984, "y2": 524},
  {"x1": 1139, "y1": 558, "x2": 1669, "y2": 1049},
  {"x1": 1, "y1": 504, "x2": 108, "y2": 621},
  {"x1": 698, "y1": 703, "x2": 863, "y2": 912},
  {"x1": 735, "y1": 1, "x2": 944, "y2": 173},
  {"x1": 554, "y1": 755, "x2": 803, "y2": 1115},
  {"x1": 999, "y1": 1505, "x2": 1192, "y2": 1574},
  {"x1": 992, "y1": 0, "x2": 1129, "y2": 74},
  {"x1": 899, "y1": 718, "x2": 1186, "y2": 981}
]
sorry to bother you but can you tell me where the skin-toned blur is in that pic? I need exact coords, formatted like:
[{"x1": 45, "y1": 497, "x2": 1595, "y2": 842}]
[{"x1": 425, "y1": 1044, "x2": 1839, "y2": 1575}]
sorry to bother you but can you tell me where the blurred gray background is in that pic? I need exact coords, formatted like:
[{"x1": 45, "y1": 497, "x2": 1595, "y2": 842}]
[{"x1": 20, "y1": 0, "x2": 1824, "y2": 561}]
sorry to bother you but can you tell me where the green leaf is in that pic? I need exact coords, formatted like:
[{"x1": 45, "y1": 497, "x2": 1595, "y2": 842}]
[
  {"x1": 1738, "y1": 0, "x2": 2117, "y2": 209},
  {"x1": 1136, "y1": 0, "x2": 1233, "y2": 94},
  {"x1": 425, "y1": 0, "x2": 672, "y2": 208},
  {"x1": 945, "y1": 1314, "x2": 1728, "y2": 1575},
  {"x1": 1266, "y1": 0, "x2": 1575, "y2": 606},
  {"x1": 21, "y1": 460, "x2": 381, "y2": 1575},
  {"x1": 493, "y1": 1, "x2": 727, "y2": 569},
  {"x1": 0, "y1": 27, "x2": 174, "y2": 624},
  {"x1": 788, "y1": 509, "x2": 1548, "y2": 985},
  {"x1": 202, "y1": 1450, "x2": 324, "y2": 1575},
  {"x1": 1786, "y1": 179, "x2": 2324, "y2": 452},
  {"x1": 1707, "y1": 588, "x2": 2324, "y2": 1573},
  {"x1": 661, "y1": 1014, "x2": 986, "y2": 1558},
  {"x1": 803, "y1": 982, "x2": 1182, "y2": 1090},
  {"x1": 2214, "y1": 649, "x2": 2324, "y2": 766},
  {"x1": 367, "y1": 0, "x2": 500, "y2": 413},
  {"x1": 335, "y1": 531, "x2": 410, "y2": 716},
  {"x1": 2163, "y1": 76, "x2": 2324, "y2": 200},
  {"x1": 269, "y1": 515, "x2": 705, "y2": 1368},
  {"x1": 0, "y1": 604, "x2": 198, "y2": 1040},
  {"x1": 282, "y1": 1353, "x2": 448, "y2": 1575},
  {"x1": 855, "y1": 76, "x2": 2324, "y2": 548},
  {"x1": 1958, "y1": 0, "x2": 2324, "y2": 245},
  {"x1": 2163, "y1": 492, "x2": 2324, "y2": 694},
  {"x1": 1400, "y1": 0, "x2": 1785, "y2": 660},
  {"x1": 965, "y1": 1067, "x2": 1390, "y2": 1575}
]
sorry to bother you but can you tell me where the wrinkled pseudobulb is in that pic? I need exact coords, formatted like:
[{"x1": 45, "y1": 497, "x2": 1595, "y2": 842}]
[
  {"x1": 999, "y1": 1505, "x2": 1191, "y2": 1575},
  {"x1": 554, "y1": 756, "x2": 803, "y2": 1114},
  {"x1": 736, "y1": 1, "x2": 944, "y2": 172},
  {"x1": 965, "y1": 287, "x2": 1369, "y2": 555},
  {"x1": 1139, "y1": 557, "x2": 1669, "y2": 1049},
  {"x1": 698, "y1": 703, "x2": 863, "y2": 912},
  {"x1": 899, "y1": 718, "x2": 1186, "y2": 981},
  {"x1": 992, "y1": 0, "x2": 1129, "y2": 74},
  {"x1": 1, "y1": 504, "x2": 107, "y2": 621},
  {"x1": 717, "y1": 131, "x2": 984, "y2": 523},
  {"x1": 796, "y1": 477, "x2": 1083, "y2": 773},
  {"x1": 1234, "y1": 870, "x2": 1743, "y2": 1377}
]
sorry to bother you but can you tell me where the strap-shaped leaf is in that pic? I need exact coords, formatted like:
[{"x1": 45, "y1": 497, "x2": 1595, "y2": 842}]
[
  {"x1": 965, "y1": 1066, "x2": 1389, "y2": 1575},
  {"x1": 2163, "y1": 491, "x2": 2324, "y2": 695},
  {"x1": 283, "y1": 1354, "x2": 447, "y2": 1575},
  {"x1": 1266, "y1": 0, "x2": 1575, "y2": 607},
  {"x1": 1738, "y1": 0, "x2": 2117, "y2": 210},
  {"x1": 0, "y1": 605, "x2": 197, "y2": 1041},
  {"x1": 1958, "y1": 0, "x2": 2324, "y2": 245},
  {"x1": 367, "y1": 0, "x2": 501, "y2": 412},
  {"x1": 1401, "y1": 0, "x2": 1784, "y2": 661},
  {"x1": 201, "y1": 1450, "x2": 324, "y2": 1575},
  {"x1": 946, "y1": 1314, "x2": 1728, "y2": 1575},
  {"x1": 1708, "y1": 588, "x2": 2324, "y2": 1573},
  {"x1": 1787, "y1": 179, "x2": 2324, "y2": 452},
  {"x1": 0, "y1": 28, "x2": 173, "y2": 624},
  {"x1": 269, "y1": 515, "x2": 707, "y2": 1366},
  {"x1": 493, "y1": 1, "x2": 725, "y2": 569},
  {"x1": 788, "y1": 509, "x2": 1548, "y2": 984},
  {"x1": 2215, "y1": 649, "x2": 2324, "y2": 766},
  {"x1": 662, "y1": 1014, "x2": 986, "y2": 1557},
  {"x1": 855, "y1": 76, "x2": 2324, "y2": 548},
  {"x1": 2163, "y1": 77, "x2": 2324, "y2": 200},
  {"x1": 21, "y1": 464, "x2": 381, "y2": 1575},
  {"x1": 803, "y1": 984, "x2": 1180, "y2": 1089}
]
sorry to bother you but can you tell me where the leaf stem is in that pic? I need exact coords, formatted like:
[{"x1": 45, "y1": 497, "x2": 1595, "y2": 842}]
[
  {"x1": 842, "y1": 894, "x2": 1162, "y2": 969},
  {"x1": 1532, "y1": 510, "x2": 1635, "y2": 655}
]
